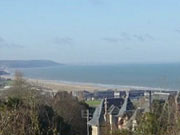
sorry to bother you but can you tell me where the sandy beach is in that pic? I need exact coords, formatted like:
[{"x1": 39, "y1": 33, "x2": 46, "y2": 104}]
[
  {"x1": 1, "y1": 75, "x2": 107, "y2": 92},
  {"x1": 1, "y1": 75, "x2": 171, "y2": 92},
  {"x1": 27, "y1": 79, "x2": 171, "y2": 92},
  {"x1": 28, "y1": 78, "x2": 107, "y2": 92}
]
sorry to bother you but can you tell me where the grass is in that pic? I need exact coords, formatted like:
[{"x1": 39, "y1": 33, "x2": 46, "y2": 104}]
[
  {"x1": 6, "y1": 80, "x2": 13, "y2": 86},
  {"x1": 85, "y1": 100, "x2": 101, "y2": 107}
]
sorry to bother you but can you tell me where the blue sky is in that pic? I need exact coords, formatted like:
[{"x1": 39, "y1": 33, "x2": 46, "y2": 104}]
[{"x1": 0, "y1": 0, "x2": 180, "y2": 64}]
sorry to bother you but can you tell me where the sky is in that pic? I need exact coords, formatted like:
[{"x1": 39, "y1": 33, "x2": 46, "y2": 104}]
[{"x1": 0, "y1": 0, "x2": 180, "y2": 64}]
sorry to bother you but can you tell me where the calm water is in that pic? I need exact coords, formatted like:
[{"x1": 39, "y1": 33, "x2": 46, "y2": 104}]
[{"x1": 15, "y1": 64, "x2": 180, "y2": 90}]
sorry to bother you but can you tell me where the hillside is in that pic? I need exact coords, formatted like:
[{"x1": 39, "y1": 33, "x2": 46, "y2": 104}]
[{"x1": 0, "y1": 60, "x2": 62, "y2": 68}]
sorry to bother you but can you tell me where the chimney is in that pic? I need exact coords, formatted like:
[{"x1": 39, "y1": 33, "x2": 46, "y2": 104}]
[
  {"x1": 104, "y1": 98, "x2": 108, "y2": 121},
  {"x1": 149, "y1": 91, "x2": 152, "y2": 112},
  {"x1": 104, "y1": 98, "x2": 108, "y2": 114}
]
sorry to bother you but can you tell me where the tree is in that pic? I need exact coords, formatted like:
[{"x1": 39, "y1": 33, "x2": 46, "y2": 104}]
[
  {"x1": 135, "y1": 112, "x2": 159, "y2": 135},
  {"x1": 2, "y1": 71, "x2": 31, "y2": 99},
  {"x1": 52, "y1": 91, "x2": 88, "y2": 135}
]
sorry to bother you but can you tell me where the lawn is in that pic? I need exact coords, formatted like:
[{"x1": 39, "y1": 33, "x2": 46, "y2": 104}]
[{"x1": 86, "y1": 100, "x2": 101, "y2": 107}]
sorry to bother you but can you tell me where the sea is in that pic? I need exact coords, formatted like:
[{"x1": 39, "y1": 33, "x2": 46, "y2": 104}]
[{"x1": 11, "y1": 63, "x2": 180, "y2": 91}]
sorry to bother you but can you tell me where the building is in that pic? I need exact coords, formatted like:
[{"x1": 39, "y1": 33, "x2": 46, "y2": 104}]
[
  {"x1": 88, "y1": 92, "x2": 138, "y2": 135},
  {"x1": 94, "y1": 90, "x2": 114, "y2": 99},
  {"x1": 114, "y1": 91, "x2": 126, "y2": 98}
]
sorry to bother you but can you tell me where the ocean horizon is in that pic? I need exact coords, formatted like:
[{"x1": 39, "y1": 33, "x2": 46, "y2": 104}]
[{"x1": 10, "y1": 63, "x2": 180, "y2": 90}]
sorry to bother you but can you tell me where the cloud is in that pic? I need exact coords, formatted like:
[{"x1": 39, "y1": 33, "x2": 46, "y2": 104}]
[
  {"x1": 102, "y1": 32, "x2": 132, "y2": 43},
  {"x1": 133, "y1": 34, "x2": 145, "y2": 42},
  {"x1": 0, "y1": 36, "x2": 5, "y2": 42},
  {"x1": 0, "y1": 36, "x2": 23, "y2": 48},
  {"x1": 120, "y1": 32, "x2": 132, "y2": 41},
  {"x1": 102, "y1": 37, "x2": 119, "y2": 43},
  {"x1": 54, "y1": 37, "x2": 73, "y2": 45},
  {"x1": 144, "y1": 33, "x2": 155, "y2": 40},
  {"x1": 102, "y1": 33, "x2": 154, "y2": 43},
  {"x1": 176, "y1": 29, "x2": 180, "y2": 34},
  {"x1": 133, "y1": 34, "x2": 155, "y2": 42}
]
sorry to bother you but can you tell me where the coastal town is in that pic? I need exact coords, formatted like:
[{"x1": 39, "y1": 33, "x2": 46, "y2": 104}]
[
  {"x1": 72, "y1": 88, "x2": 179, "y2": 135},
  {"x1": 1, "y1": 71, "x2": 180, "y2": 135},
  {"x1": 1, "y1": 0, "x2": 180, "y2": 134}
]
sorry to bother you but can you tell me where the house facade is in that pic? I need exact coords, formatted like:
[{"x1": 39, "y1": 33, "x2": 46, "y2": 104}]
[{"x1": 88, "y1": 92, "x2": 138, "y2": 135}]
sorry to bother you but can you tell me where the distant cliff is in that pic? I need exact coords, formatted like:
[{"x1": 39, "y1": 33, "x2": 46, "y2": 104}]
[
  {"x1": 0, "y1": 70, "x2": 9, "y2": 75},
  {"x1": 0, "y1": 60, "x2": 62, "y2": 68}
]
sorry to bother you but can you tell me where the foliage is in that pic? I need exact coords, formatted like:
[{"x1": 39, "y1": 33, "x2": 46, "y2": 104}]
[
  {"x1": 0, "y1": 72, "x2": 89, "y2": 135},
  {"x1": 135, "y1": 112, "x2": 159, "y2": 135},
  {"x1": 135, "y1": 95, "x2": 180, "y2": 135},
  {"x1": 52, "y1": 91, "x2": 88, "y2": 135},
  {"x1": 38, "y1": 104, "x2": 70, "y2": 135},
  {"x1": 111, "y1": 129, "x2": 133, "y2": 135}
]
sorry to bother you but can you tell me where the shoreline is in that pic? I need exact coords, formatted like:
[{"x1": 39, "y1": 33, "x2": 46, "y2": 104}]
[
  {"x1": 1, "y1": 75, "x2": 106, "y2": 92},
  {"x1": 1, "y1": 75, "x2": 176, "y2": 92}
]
